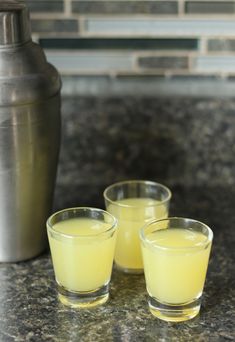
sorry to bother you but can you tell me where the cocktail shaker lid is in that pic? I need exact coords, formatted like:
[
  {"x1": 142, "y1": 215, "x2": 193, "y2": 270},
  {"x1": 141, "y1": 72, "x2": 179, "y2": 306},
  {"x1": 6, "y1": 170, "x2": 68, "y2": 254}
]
[{"x1": 0, "y1": 0, "x2": 31, "y2": 46}]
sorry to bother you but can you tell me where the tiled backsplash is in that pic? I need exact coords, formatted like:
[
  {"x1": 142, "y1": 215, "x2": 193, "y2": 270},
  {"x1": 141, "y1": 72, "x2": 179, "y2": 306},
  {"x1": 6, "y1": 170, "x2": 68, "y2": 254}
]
[{"x1": 24, "y1": 1, "x2": 235, "y2": 79}]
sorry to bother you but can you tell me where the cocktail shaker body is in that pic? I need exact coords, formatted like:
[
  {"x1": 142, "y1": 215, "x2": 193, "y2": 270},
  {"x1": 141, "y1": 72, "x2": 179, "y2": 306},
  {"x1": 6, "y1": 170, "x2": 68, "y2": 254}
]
[{"x1": 0, "y1": 1, "x2": 61, "y2": 261}]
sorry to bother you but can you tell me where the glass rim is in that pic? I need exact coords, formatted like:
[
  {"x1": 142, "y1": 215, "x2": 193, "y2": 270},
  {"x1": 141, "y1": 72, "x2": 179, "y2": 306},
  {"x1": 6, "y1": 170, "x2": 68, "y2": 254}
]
[
  {"x1": 103, "y1": 180, "x2": 172, "y2": 208},
  {"x1": 47, "y1": 207, "x2": 117, "y2": 239},
  {"x1": 140, "y1": 216, "x2": 213, "y2": 251}
]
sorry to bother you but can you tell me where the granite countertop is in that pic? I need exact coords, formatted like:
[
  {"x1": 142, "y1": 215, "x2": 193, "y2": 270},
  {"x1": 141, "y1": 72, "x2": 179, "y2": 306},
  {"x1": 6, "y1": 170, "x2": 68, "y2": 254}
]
[{"x1": 0, "y1": 96, "x2": 234, "y2": 341}]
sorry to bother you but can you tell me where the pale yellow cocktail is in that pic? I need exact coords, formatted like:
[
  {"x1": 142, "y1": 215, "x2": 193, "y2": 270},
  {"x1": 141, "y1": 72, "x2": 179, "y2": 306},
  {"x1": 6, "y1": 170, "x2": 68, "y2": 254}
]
[
  {"x1": 49, "y1": 218, "x2": 116, "y2": 292},
  {"x1": 108, "y1": 198, "x2": 168, "y2": 271},
  {"x1": 140, "y1": 217, "x2": 213, "y2": 322},
  {"x1": 104, "y1": 181, "x2": 171, "y2": 273},
  {"x1": 47, "y1": 208, "x2": 117, "y2": 308}
]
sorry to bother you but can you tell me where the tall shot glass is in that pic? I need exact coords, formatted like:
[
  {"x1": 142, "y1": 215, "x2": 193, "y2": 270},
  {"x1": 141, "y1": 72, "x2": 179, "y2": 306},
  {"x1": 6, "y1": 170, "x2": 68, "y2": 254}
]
[
  {"x1": 104, "y1": 180, "x2": 171, "y2": 274},
  {"x1": 140, "y1": 217, "x2": 213, "y2": 322},
  {"x1": 47, "y1": 207, "x2": 117, "y2": 308}
]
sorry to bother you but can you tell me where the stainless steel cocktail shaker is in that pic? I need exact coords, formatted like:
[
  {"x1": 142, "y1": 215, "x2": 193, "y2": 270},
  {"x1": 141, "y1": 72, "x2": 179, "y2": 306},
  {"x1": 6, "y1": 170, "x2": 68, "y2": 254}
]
[{"x1": 0, "y1": 1, "x2": 61, "y2": 261}]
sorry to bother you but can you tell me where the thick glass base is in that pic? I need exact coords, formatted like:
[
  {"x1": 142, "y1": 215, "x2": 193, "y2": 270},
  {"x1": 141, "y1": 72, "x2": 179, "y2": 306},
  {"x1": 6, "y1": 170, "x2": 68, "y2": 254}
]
[
  {"x1": 115, "y1": 262, "x2": 143, "y2": 274},
  {"x1": 148, "y1": 296, "x2": 201, "y2": 322},
  {"x1": 57, "y1": 283, "x2": 109, "y2": 308}
]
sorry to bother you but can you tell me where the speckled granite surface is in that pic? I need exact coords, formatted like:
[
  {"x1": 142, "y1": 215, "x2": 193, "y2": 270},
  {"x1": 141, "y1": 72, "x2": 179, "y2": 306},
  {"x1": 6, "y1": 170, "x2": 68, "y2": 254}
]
[
  {"x1": 55, "y1": 96, "x2": 235, "y2": 209},
  {"x1": 0, "y1": 97, "x2": 235, "y2": 341}
]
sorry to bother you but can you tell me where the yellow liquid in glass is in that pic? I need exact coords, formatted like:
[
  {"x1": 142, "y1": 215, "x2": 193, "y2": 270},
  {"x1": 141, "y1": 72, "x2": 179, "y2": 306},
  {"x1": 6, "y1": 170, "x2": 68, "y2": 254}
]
[
  {"x1": 108, "y1": 198, "x2": 168, "y2": 271},
  {"x1": 48, "y1": 218, "x2": 116, "y2": 292},
  {"x1": 142, "y1": 228, "x2": 212, "y2": 304}
]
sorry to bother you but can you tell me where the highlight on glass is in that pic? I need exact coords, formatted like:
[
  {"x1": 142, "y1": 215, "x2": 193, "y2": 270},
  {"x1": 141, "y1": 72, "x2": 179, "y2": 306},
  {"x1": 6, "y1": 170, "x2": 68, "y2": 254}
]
[
  {"x1": 140, "y1": 217, "x2": 213, "y2": 322},
  {"x1": 104, "y1": 180, "x2": 171, "y2": 274},
  {"x1": 47, "y1": 207, "x2": 117, "y2": 308}
]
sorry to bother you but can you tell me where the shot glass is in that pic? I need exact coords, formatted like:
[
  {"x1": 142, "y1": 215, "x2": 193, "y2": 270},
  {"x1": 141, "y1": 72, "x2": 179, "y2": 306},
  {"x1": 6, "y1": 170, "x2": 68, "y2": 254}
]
[
  {"x1": 103, "y1": 180, "x2": 171, "y2": 274},
  {"x1": 47, "y1": 207, "x2": 117, "y2": 308},
  {"x1": 140, "y1": 217, "x2": 213, "y2": 322}
]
